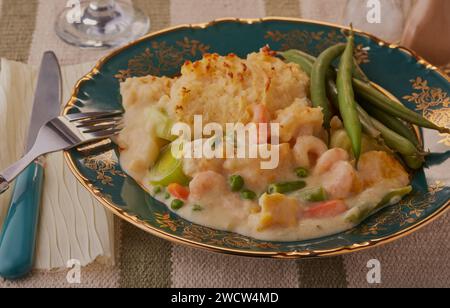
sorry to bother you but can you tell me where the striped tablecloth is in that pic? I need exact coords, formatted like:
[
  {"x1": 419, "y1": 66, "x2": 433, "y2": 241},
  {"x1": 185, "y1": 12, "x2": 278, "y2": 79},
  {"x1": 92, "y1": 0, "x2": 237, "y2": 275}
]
[{"x1": 0, "y1": 0, "x2": 449, "y2": 288}]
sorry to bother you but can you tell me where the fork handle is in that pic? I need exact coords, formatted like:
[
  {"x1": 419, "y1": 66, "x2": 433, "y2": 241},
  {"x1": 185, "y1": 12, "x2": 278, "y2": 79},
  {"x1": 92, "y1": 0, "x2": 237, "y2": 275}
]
[
  {"x1": 0, "y1": 147, "x2": 44, "y2": 195},
  {"x1": 0, "y1": 176, "x2": 8, "y2": 195}
]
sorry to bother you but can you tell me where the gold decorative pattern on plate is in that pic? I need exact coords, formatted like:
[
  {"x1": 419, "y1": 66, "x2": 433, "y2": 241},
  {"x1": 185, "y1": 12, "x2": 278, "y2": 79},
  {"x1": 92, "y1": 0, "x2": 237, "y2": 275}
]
[
  {"x1": 182, "y1": 224, "x2": 280, "y2": 250},
  {"x1": 440, "y1": 64, "x2": 450, "y2": 76},
  {"x1": 403, "y1": 77, "x2": 450, "y2": 146},
  {"x1": 83, "y1": 150, "x2": 126, "y2": 186},
  {"x1": 265, "y1": 29, "x2": 370, "y2": 64},
  {"x1": 155, "y1": 213, "x2": 182, "y2": 232},
  {"x1": 115, "y1": 38, "x2": 210, "y2": 81},
  {"x1": 265, "y1": 29, "x2": 345, "y2": 54},
  {"x1": 154, "y1": 212, "x2": 280, "y2": 249}
]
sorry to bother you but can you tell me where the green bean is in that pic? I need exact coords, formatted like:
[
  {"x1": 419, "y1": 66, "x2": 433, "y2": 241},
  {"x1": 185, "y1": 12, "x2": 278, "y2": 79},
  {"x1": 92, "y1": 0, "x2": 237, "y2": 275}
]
[
  {"x1": 281, "y1": 50, "x2": 369, "y2": 83},
  {"x1": 339, "y1": 27, "x2": 370, "y2": 83},
  {"x1": 281, "y1": 49, "x2": 317, "y2": 63},
  {"x1": 369, "y1": 117, "x2": 424, "y2": 169},
  {"x1": 361, "y1": 101, "x2": 420, "y2": 147},
  {"x1": 268, "y1": 181, "x2": 306, "y2": 194},
  {"x1": 326, "y1": 77, "x2": 339, "y2": 107},
  {"x1": 356, "y1": 105, "x2": 382, "y2": 141},
  {"x1": 345, "y1": 186, "x2": 412, "y2": 224},
  {"x1": 354, "y1": 79, "x2": 450, "y2": 134},
  {"x1": 280, "y1": 51, "x2": 338, "y2": 110},
  {"x1": 351, "y1": 58, "x2": 442, "y2": 133},
  {"x1": 326, "y1": 55, "x2": 369, "y2": 83},
  {"x1": 281, "y1": 49, "x2": 450, "y2": 134},
  {"x1": 402, "y1": 155, "x2": 425, "y2": 170},
  {"x1": 337, "y1": 29, "x2": 362, "y2": 161},
  {"x1": 352, "y1": 58, "x2": 370, "y2": 83},
  {"x1": 378, "y1": 186, "x2": 413, "y2": 208},
  {"x1": 171, "y1": 199, "x2": 185, "y2": 210},
  {"x1": 281, "y1": 50, "x2": 381, "y2": 140},
  {"x1": 332, "y1": 128, "x2": 390, "y2": 156},
  {"x1": 278, "y1": 50, "x2": 314, "y2": 75},
  {"x1": 324, "y1": 74, "x2": 381, "y2": 141},
  {"x1": 298, "y1": 187, "x2": 328, "y2": 203},
  {"x1": 281, "y1": 47, "x2": 437, "y2": 167},
  {"x1": 229, "y1": 175, "x2": 245, "y2": 192},
  {"x1": 327, "y1": 79, "x2": 380, "y2": 140},
  {"x1": 311, "y1": 44, "x2": 346, "y2": 127}
]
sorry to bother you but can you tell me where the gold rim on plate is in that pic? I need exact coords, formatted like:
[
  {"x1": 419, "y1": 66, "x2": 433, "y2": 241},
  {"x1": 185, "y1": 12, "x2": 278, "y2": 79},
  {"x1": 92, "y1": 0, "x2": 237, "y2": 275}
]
[{"x1": 63, "y1": 17, "x2": 450, "y2": 259}]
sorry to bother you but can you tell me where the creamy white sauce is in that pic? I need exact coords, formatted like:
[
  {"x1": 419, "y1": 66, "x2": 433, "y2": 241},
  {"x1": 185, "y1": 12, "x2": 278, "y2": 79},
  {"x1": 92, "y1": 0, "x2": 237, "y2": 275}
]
[{"x1": 143, "y1": 179, "x2": 400, "y2": 242}]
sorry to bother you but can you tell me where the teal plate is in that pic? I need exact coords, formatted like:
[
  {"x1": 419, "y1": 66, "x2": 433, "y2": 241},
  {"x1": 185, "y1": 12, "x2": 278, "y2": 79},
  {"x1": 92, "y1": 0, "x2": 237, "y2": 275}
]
[{"x1": 64, "y1": 18, "x2": 450, "y2": 258}]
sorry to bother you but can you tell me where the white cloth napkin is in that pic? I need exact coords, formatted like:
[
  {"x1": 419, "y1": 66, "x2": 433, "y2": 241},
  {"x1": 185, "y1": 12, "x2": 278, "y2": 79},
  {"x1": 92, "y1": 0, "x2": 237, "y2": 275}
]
[{"x1": 0, "y1": 59, "x2": 115, "y2": 270}]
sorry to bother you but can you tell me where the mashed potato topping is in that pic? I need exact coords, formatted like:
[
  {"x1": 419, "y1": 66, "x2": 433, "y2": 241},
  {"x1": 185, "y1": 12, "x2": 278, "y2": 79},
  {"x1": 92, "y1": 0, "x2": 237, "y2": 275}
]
[
  {"x1": 118, "y1": 48, "x2": 310, "y2": 179},
  {"x1": 117, "y1": 48, "x2": 411, "y2": 242},
  {"x1": 170, "y1": 51, "x2": 309, "y2": 126}
]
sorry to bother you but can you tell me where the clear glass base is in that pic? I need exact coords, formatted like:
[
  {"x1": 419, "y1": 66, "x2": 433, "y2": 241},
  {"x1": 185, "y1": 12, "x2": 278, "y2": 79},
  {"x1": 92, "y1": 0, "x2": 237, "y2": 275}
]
[{"x1": 55, "y1": 0, "x2": 150, "y2": 49}]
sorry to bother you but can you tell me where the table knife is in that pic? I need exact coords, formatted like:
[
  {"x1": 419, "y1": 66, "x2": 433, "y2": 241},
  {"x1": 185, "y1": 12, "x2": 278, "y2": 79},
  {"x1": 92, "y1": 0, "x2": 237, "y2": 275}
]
[{"x1": 0, "y1": 52, "x2": 62, "y2": 280}]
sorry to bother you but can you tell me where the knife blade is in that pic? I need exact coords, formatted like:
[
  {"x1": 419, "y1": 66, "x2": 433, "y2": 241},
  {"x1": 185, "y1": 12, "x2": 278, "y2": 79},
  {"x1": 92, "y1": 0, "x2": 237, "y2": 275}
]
[{"x1": 0, "y1": 52, "x2": 62, "y2": 279}]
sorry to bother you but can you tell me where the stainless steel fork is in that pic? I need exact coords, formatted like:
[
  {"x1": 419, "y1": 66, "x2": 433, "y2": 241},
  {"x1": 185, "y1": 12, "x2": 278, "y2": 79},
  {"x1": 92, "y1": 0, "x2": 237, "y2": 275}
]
[{"x1": 0, "y1": 111, "x2": 123, "y2": 195}]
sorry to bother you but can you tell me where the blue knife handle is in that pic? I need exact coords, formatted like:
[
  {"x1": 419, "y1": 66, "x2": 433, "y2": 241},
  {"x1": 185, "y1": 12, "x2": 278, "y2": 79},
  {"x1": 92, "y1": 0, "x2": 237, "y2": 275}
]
[{"x1": 0, "y1": 162, "x2": 44, "y2": 279}]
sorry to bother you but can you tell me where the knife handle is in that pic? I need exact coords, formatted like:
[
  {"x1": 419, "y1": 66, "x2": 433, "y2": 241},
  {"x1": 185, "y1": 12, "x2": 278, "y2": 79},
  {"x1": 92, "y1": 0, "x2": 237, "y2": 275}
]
[{"x1": 0, "y1": 162, "x2": 44, "y2": 279}]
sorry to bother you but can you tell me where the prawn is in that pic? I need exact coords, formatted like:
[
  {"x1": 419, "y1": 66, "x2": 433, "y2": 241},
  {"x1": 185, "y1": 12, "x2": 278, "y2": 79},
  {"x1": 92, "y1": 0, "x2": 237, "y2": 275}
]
[
  {"x1": 293, "y1": 136, "x2": 328, "y2": 169},
  {"x1": 189, "y1": 171, "x2": 229, "y2": 201},
  {"x1": 314, "y1": 148, "x2": 349, "y2": 176},
  {"x1": 322, "y1": 161, "x2": 356, "y2": 200}
]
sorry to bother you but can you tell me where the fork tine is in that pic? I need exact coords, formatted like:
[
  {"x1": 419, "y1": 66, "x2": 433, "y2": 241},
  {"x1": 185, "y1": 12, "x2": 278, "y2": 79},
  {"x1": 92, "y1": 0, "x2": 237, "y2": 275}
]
[
  {"x1": 65, "y1": 110, "x2": 123, "y2": 122},
  {"x1": 82, "y1": 122, "x2": 122, "y2": 134},
  {"x1": 81, "y1": 123, "x2": 117, "y2": 133},
  {"x1": 76, "y1": 116, "x2": 123, "y2": 128},
  {"x1": 83, "y1": 128, "x2": 122, "y2": 140}
]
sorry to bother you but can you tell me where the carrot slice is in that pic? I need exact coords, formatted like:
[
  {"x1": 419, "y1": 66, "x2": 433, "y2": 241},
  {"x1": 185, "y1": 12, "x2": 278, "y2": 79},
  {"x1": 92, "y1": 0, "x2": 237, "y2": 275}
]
[
  {"x1": 252, "y1": 104, "x2": 271, "y2": 144},
  {"x1": 168, "y1": 183, "x2": 190, "y2": 201},
  {"x1": 304, "y1": 200, "x2": 348, "y2": 219}
]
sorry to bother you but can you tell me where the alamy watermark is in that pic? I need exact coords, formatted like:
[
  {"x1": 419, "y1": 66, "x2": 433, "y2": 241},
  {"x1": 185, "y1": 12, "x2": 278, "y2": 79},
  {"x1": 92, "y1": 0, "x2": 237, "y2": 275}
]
[
  {"x1": 367, "y1": 0, "x2": 382, "y2": 24},
  {"x1": 171, "y1": 116, "x2": 281, "y2": 170},
  {"x1": 367, "y1": 259, "x2": 382, "y2": 284},
  {"x1": 65, "y1": 0, "x2": 82, "y2": 24},
  {"x1": 66, "y1": 259, "x2": 81, "y2": 284}
]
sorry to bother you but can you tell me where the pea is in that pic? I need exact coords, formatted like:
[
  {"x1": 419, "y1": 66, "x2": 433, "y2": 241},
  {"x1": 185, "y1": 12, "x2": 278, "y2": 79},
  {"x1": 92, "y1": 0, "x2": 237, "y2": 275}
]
[
  {"x1": 241, "y1": 190, "x2": 257, "y2": 200},
  {"x1": 295, "y1": 167, "x2": 309, "y2": 178},
  {"x1": 164, "y1": 192, "x2": 171, "y2": 200},
  {"x1": 229, "y1": 175, "x2": 245, "y2": 192},
  {"x1": 153, "y1": 186, "x2": 162, "y2": 195},
  {"x1": 171, "y1": 199, "x2": 184, "y2": 210},
  {"x1": 192, "y1": 204, "x2": 204, "y2": 212},
  {"x1": 268, "y1": 181, "x2": 306, "y2": 194}
]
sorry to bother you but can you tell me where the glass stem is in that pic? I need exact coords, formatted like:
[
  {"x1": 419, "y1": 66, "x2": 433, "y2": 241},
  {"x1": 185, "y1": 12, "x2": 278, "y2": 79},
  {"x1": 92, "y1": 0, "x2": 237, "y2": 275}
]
[{"x1": 55, "y1": 0, "x2": 150, "y2": 48}]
